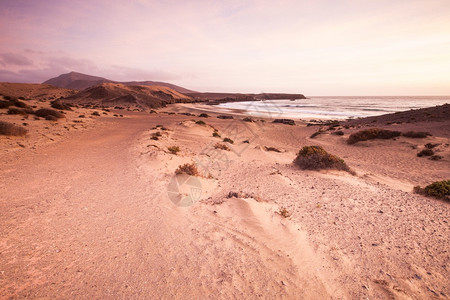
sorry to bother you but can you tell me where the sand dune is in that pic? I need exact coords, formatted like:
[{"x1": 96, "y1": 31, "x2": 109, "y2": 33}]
[{"x1": 0, "y1": 94, "x2": 449, "y2": 299}]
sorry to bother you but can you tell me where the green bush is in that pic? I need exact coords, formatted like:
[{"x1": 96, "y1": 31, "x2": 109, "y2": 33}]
[
  {"x1": 414, "y1": 180, "x2": 450, "y2": 201},
  {"x1": 294, "y1": 145, "x2": 354, "y2": 174},
  {"x1": 347, "y1": 128, "x2": 401, "y2": 144}
]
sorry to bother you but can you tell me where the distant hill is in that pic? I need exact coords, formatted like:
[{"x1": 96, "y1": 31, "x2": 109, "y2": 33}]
[
  {"x1": 63, "y1": 83, "x2": 195, "y2": 109},
  {"x1": 43, "y1": 71, "x2": 196, "y2": 94},
  {"x1": 0, "y1": 82, "x2": 75, "y2": 99}
]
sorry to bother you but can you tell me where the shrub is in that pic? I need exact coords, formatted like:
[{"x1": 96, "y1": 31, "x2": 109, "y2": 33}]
[
  {"x1": 8, "y1": 107, "x2": 27, "y2": 115},
  {"x1": 273, "y1": 119, "x2": 295, "y2": 125},
  {"x1": 429, "y1": 155, "x2": 443, "y2": 160},
  {"x1": 13, "y1": 100, "x2": 29, "y2": 108},
  {"x1": 50, "y1": 100, "x2": 72, "y2": 110},
  {"x1": 92, "y1": 111, "x2": 101, "y2": 116},
  {"x1": 223, "y1": 137, "x2": 234, "y2": 144},
  {"x1": 217, "y1": 115, "x2": 233, "y2": 119},
  {"x1": 310, "y1": 131, "x2": 324, "y2": 139},
  {"x1": 199, "y1": 113, "x2": 209, "y2": 118},
  {"x1": 151, "y1": 132, "x2": 162, "y2": 140},
  {"x1": 0, "y1": 121, "x2": 28, "y2": 136},
  {"x1": 195, "y1": 120, "x2": 206, "y2": 125},
  {"x1": 402, "y1": 131, "x2": 432, "y2": 138},
  {"x1": 45, "y1": 115, "x2": 59, "y2": 121},
  {"x1": 332, "y1": 130, "x2": 345, "y2": 136},
  {"x1": 175, "y1": 163, "x2": 200, "y2": 176},
  {"x1": 168, "y1": 146, "x2": 180, "y2": 155},
  {"x1": 212, "y1": 131, "x2": 221, "y2": 138},
  {"x1": 293, "y1": 145, "x2": 353, "y2": 174},
  {"x1": 347, "y1": 128, "x2": 401, "y2": 144},
  {"x1": 214, "y1": 143, "x2": 230, "y2": 151},
  {"x1": 277, "y1": 207, "x2": 292, "y2": 218},
  {"x1": 414, "y1": 180, "x2": 450, "y2": 201},
  {"x1": 149, "y1": 110, "x2": 157, "y2": 114},
  {"x1": 417, "y1": 149, "x2": 434, "y2": 157},
  {"x1": 425, "y1": 143, "x2": 440, "y2": 149},
  {"x1": 0, "y1": 100, "x2": 12, "y2": 108},
  {"x1": 243, "y1": 117, "x2": 254, "y2": 122},
  {"x1": 264, "y1": 146, "x2": 281, "y2": 152},
  {"x1": 34, "y1": 108, "x2": 64, "y2": 119}
]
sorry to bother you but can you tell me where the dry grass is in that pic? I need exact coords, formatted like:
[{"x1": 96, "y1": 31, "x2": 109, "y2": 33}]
[
  {"x1": 294, "y1": 145, "x2": 354, "y2": 174},
  {"x1": 214, "y1": 143, "x2": 230, "y2": 151},
  {"x1": 347, "y1": 128, "x2": 401, "y2": 144},
  {"x1": 175, "y1": 163, "x2": 200, "y2": 176},
  {"x1": 168, "y1": 146, "x2": 180, "y2": 155},
  {"x1": 0, "y1": 121, "x2": 28, "y2": 136},
  {"x1": 277, "y1": 207, "x2": 292, "y2": 218}
]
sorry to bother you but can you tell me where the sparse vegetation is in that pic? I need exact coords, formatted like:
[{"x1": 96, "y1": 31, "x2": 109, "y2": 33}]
[
  {"x1": 425, "y1": 143, "x2": 440, "y2": 149},
  {"x1": 243, "y1": 117, "x2": 254, "y2": 122},
  {"x1": 264, "y1": 146, "x2": 281, "y2": 152},
  {"x1": 347, "y1": 128, "x2": 401, "y2": 144},
  {"x1": 217, "y1": 115, "x2": 233, "y2": 119},
  {"x1": 198, "y1": 113, "x2": 209, "y2": 118},
  {"x1": 293, "y1": 145, "x2": 354, "y2": 174},
  {"x1": 273, "y1": 119, "x2": 295, "y2": 125},
  {"x1": 12, "y1": 100, "x2": 29, "y2": 108},
  {"x1": 0, "y1": 121, "x2": 28, "y2": 136},
  {"x1": 175, "y1": 163, "x2": 200, "y2": 176},
  {"x1": 0, "y1": 100, "x2": 12, "y2": 108},
  {"x1": 414, "y1": 180, "x2": 450, "y2": 201},
  {"x1": 7, "y1": 107, "x2": 27, "y2": 115},
  {"x1": 417, "y1": 149, "x2": 434, "y2": 157},
  {"x1": 79, "y1": 115, "x2": 85, "y2": 118},
  {"x1": 214, "y1": 143, "x2": 230, "y2": 151},
  {"x1": 223, "y1": 137, "x2": 234, "y2": 144},
  {"x1": 34, "y1": 108, "x2": 64, "y2": 119},
  {"x1": 92, "y1": 111, "x2": 101, "y2": 116},
  {"x1": 429, "y1": 155, "x2": 443, "y2": 160},
  {"x1": 212, "y1": 131, "x2": 221, "y2": 138},
  {"x1": 149, "y1": 110, "x2": 157, "y2": 114},
  {"x1": 310, "y1": 130, "x2": 324, "y2": 139},
  {"x1": 277, "y1": 207, "x2": 292, "y2": 218},
  {"x1": 168, "y1": 146, "x2": 180, "y2": 155},
  {"x1": 402, "y1": 131, "x2": 431, "y2": 138},
  {"x1": 195, "y1": 120, "x2": 206, "y2": 125},
  {"x1": 151, "y1": 132, "x2": 162, "y2": 140},
  {"x1": 332, "y1": 130, "x2": 345, "y2": 136},
  {"x1": 50, "y1": 100, "x2": 72, "y2": 110}
]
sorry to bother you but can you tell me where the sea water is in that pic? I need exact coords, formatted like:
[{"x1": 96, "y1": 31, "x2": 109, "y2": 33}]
[{"x1": 216, "y1": 96, "x2": 449, "y2": 120}]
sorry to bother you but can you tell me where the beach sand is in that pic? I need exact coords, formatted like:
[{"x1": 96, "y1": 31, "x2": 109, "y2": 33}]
[{"x1": 1, "y1": 103, "x2": 449, "y2": 299}]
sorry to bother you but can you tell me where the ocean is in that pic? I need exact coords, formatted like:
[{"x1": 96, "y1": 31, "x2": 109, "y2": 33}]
[{"x1": 215, "y1": 96, "x2": 449, "y2": 120}]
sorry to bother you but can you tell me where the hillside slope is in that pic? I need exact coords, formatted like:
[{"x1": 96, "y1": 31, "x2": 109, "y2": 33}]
[
  {"x1": 43, "y1": 72, "x2": 196, "y2": 94},
  {"x1": 63, "y1": 83, "x2": 195, "y2": 109}
]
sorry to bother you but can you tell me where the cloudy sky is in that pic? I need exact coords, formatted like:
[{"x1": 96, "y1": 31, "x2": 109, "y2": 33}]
[{"x1": 1, "y1": 0, "x2": 449, "y2": 95}]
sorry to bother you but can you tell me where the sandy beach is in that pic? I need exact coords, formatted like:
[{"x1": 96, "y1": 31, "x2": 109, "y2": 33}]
[{"x1": 1, "y1": 98, "x2": 449, "y2": 299}]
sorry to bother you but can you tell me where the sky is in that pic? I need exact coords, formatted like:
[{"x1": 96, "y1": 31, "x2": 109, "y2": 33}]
[{"x1": 0, "y1": 0, "x2": 449, "y2": 95}]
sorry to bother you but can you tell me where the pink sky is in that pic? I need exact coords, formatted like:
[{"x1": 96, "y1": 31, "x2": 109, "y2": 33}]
[{"x1": 1, "y1": 0, "x2": 449, "y2": 95}]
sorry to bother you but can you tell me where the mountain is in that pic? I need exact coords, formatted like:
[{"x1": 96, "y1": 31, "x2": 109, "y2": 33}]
[
  {"x1": 43, "y1": 72, "x2": 196, "y2": 94},
  {"x1": 63, "y1": 83, "x2": 195, "y2": 109}
]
